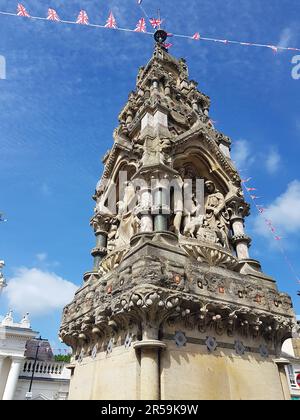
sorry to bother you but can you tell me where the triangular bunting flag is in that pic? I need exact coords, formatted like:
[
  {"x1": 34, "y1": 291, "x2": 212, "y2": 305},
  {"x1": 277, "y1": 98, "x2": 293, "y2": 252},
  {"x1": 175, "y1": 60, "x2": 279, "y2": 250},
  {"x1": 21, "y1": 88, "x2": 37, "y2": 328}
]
[
  {"x1": 134, "y1": 18, "x2": 146, "y2": 33},
  {"x1": 47, "y1": 8, "x2": 60, "y2": 22},
  {"x1": 76, "y1": 10, "x2": 89, "y2": 25},
  {"x1": 17, "y1": 3, "x2": 30, "y2": 17},
  {"x1": 105, "y1": 12, "x2": 117, "y2": 29}
]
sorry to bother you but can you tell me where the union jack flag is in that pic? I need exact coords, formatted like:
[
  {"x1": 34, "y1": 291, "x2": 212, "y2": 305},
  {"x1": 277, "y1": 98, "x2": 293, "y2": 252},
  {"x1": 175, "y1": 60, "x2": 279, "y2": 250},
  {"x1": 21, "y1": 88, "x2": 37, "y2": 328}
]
[
  {"x1": 17, "y1": 3, "x2": 30, "y2": 17},
  {"x1": 134, "y1": 18, "x2": 146, "y2": 33},
  {"x1": 47, "y1": 8, "x2": 60, "y2": 22},
  {"x1": 76, "y1": 10, "x2": 89, "y2": 25},
  {"x1": 149, "y1": 18, "x2": 162, "y2": 29},
  {"x1": 192, "y1": 32, "x2": 200, "y2": 40},
  {"x1": 105, "y1": 12, "x2": 117, "y2": 29}
]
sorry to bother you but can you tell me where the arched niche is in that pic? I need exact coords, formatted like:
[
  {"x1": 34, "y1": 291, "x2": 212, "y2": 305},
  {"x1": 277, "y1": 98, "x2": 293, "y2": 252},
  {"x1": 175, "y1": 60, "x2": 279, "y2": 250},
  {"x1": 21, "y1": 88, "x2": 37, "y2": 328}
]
[{"x1": 173, "y1": 151, "x2": 229, "y2": 197}]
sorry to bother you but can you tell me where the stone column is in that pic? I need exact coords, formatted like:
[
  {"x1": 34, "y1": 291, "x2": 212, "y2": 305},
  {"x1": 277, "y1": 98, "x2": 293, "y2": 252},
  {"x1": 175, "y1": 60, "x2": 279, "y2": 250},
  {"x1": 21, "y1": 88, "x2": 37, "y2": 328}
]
[
  {"x1": 153, "y1": 187, "x2": 169, "y2": 232},
  {"x1": 275, "y1": 359, "x2": 291, "y2": 400},
  {"x1": 228, "y1": 199, "x2": 251, "y2": 260},
  {"x1": 91, "y1": 214, "x2": 110, "y2": 270},
  {"x1": 231, "y1": 218, "x2": 251, "y2": 260},
  {"x1": 0, "y1": 356, "x2": 6, "y2": 399},
  {"x1": 2, "y1": 357, "x2": 23, "y2": 400},
  {"x1": 92, "y1": 232, "x2": 108, "y2": 270},
  {"x1": 139, "y1": 188, "x2": 153, "y2": 233},
  {"x1": 133, "y1": 328, "x2": 166, "y2": 400},
  {"x1": 0, "y1": 356, "x2": 4, "y2": 376}
]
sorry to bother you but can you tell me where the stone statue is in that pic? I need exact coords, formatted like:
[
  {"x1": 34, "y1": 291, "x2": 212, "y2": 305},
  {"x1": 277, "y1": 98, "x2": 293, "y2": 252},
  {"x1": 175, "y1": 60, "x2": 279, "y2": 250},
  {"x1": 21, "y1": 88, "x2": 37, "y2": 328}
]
[
  {"x1": 204, "y1": 181, "x2": 225, "y2": 230},
  {"x1": 114, "y1": 183, "x2": 140, "y2": 248},
  {"x1": 199, "y1": 181, "x2": 229, "y2": 247},
  {"x1": 183, "y1": 194, "x2": 204, "y2": 238}
]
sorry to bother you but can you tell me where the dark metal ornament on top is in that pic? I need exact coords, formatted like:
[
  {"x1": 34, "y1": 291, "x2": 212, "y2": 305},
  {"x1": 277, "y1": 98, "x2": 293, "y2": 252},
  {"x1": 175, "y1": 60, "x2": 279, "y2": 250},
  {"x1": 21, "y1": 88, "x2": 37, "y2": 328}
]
[{"x1": 154, "y1": 29, "x2": 168, "y2": 44}]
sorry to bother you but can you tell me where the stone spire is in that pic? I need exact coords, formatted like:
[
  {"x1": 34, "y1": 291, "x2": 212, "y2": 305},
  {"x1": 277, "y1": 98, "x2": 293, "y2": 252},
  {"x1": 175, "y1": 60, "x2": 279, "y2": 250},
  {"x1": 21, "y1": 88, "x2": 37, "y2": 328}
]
[{"x1": 60, "y1": 42, "x2": 296, "y2": 401}]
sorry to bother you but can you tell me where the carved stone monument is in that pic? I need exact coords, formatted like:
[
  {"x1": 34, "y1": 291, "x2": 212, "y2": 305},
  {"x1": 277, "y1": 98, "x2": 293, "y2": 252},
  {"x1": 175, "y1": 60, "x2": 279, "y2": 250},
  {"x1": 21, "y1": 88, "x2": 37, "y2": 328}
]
[{"x1": 60, "y1": 38, "x2": 296, "y2": 400}]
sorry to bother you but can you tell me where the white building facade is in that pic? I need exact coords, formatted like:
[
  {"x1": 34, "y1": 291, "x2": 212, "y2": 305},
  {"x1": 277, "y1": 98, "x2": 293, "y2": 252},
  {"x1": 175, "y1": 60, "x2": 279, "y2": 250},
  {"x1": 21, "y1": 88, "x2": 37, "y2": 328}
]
[
  {"x1": 0, "y1": 311, "x2": 71, "y2": 400},
  {"x1": 282, "y1": 337, "x2": 300, "y2": 400},
  {"x1": 15, "y1": 359, "x2": 70, "y2": 400},
  {"x1": 0, "y1": 311, "x2": 37, "y2": 400}
]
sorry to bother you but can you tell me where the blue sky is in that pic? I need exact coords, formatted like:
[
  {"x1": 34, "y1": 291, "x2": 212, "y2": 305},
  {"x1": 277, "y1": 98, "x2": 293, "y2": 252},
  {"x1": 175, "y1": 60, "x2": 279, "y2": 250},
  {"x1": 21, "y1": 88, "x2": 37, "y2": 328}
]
[{"x1": 0, "y1": 0, "x2": 299, "y2": 350}]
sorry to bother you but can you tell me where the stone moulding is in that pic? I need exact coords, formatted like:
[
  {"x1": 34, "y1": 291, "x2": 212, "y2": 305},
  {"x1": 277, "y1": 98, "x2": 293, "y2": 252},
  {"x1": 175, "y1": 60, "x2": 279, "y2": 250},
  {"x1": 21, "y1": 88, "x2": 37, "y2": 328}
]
[
  {"x1": 60, "y1": 285, "x2": 294, "y2": 359},
  {"x1": 181, "y1": 240, "x2": 239, "y2": 271},
  {"x1": 99, "y1": 247, "x2": 129, "y2": 274}
]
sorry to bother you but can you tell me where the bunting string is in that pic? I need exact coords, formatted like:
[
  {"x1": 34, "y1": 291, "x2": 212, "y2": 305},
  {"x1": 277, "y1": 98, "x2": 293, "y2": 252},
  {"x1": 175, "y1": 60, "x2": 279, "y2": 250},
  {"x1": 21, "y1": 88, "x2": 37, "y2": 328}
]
[
  {"x1": 0, "y1": 4, "x2": 299, "y2": 54},
  {"x1": 242, "y1": 179, "x2": 300, "y2": 286}
]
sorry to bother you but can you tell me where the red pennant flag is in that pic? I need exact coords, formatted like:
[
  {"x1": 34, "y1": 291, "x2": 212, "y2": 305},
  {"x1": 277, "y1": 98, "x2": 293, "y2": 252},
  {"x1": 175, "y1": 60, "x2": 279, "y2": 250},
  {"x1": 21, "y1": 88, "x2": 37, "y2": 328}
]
[
  {"x1": 17, "y1": 3, "x2": 30, "y2": 17},
  {"x1": 257, "y1": 207, "x2": 266, "y2": 214},
  {"x1": 167, "y1": 33, "x2": 174, "y2": 38},
  {"x1": 47, "y1": 8, "x2": 60, "y2": 22},
  {"x1": 246, "y1": 188, "x2": 257, "y2": 192},
  {"x1": 134, "y1": 18, "x2": 146, "y2": 33},
  {"x1": 163, "y1": 43, "x2": 173, "y2": 49},
  {"x1": 150, "y1": 18, "x2": 162, "y2": 29},
  {"x1": 192, "y1": 32, "x2": 200, "y2": 41},
  {"x1": 76, "y1": 10, "x2": 89, "y2": 25},
  {"x1": 274, "y1": 236, "x2": 282, "y2": 241},
  {"x1": 105, "y1": 12, "x2": 117, "y2": 28}
]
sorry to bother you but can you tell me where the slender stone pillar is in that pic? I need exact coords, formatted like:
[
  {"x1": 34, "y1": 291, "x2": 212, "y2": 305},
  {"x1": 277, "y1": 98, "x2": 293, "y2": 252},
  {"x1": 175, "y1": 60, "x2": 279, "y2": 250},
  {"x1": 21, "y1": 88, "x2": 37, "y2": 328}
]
[
  {"x1": 92, "y1": 232, "x2": 108, "y2": 270},
  {"x1": 139, "y1": 189, "x2": 153, "y2": 233},
  {"x1": 0, "y1": 356, "x2": 4, "y2": 376},
  {"x1": 275, "y1": 359, "x2": 291, "y2": 400},
  {"x1": 2, "y1": 357, "x2": 23, "y2": 400},
  {"x1": 0, "y1": 356, "x2": 6, "y2": 399},
  {"x1": 231, "y1": 219, "x2": 250, "y2": 260},
  {"x1": 228, "y1": 200, "x2": 251, "y2": 260},
  {"x1": 133, "y1": 328, "x2": 166, "y2": 400},
  {"x1": 153, "y1": 188, "x2": 169, "y2": 231}
]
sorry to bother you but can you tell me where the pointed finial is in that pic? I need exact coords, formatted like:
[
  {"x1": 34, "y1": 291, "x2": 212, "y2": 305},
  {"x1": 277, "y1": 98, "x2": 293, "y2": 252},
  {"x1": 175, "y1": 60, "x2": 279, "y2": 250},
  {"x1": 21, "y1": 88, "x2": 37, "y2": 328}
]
[
  {"x1": 2, "y1": 309, "x2": 13, "y2": 326},
  {"x1": 21, "y1": 312, "x2": 31, "y2": 328}
]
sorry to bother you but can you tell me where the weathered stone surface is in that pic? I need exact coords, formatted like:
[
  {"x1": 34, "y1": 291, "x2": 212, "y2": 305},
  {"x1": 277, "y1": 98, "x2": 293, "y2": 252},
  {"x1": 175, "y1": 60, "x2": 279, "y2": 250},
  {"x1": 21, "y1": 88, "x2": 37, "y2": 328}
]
[{"x1": 60, "y1": 41, "x2": 296, "y2": 400}]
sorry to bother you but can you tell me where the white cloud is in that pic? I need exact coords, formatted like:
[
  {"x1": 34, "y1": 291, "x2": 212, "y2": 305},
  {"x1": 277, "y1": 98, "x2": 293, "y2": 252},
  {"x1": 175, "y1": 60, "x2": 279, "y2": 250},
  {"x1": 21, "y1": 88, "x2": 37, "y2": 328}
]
[
  {"x1": 36, "y1": 253, "x2": 47, "y2": 262},
  {"x1": 4, "y1": 268, "x2": 78, "y2": 316},
  {"x1": 231, "y1": 139, "x2": 254, "y2": 170},
  {"x1": 266, "y1": 148, "x2": 281, "y2": 174},
  {"x1": 254, "y1": 180, "x2": 300, "y2": 237}
]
